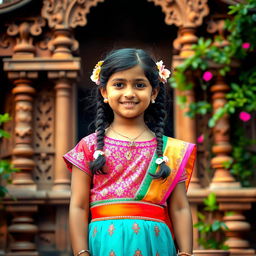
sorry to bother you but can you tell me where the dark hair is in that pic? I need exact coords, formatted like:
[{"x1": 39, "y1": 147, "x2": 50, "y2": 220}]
[{"x1": 89, "y1": 48, "x2": 171, "y2": 179}]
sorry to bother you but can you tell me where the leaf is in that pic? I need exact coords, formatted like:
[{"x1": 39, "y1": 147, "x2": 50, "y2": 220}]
[
  {"x1": 212, "y1": 220, "x2": 222, "y2": 231},
  {"x1": 177, "y1": 95, "x2": 187, "y2": 106},
  {"x1": 197, "y1": 212, "x2": 205, "y2": 221},
  {"x1": 0, "y1": 186, "x2": 8, "y2": 197},
  {"x1": 204, "y1": 192, "x2": 219, "y2": 211},
  {"x1": 0, "y1": 129, "x2": 10, "y2": 139},
  {"x1": 0, "y1": 113, "x2": 11, "y2": 125}
]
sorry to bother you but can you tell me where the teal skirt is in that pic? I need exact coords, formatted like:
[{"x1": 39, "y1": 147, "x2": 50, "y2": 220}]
[{"x1": 88, "y1": 219, "x2": 176, "y2": 256}]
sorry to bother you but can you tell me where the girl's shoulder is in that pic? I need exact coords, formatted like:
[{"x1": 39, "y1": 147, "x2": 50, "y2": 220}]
[{"x1": 78, "y1": 132, "x2": 97, "y2": 150}]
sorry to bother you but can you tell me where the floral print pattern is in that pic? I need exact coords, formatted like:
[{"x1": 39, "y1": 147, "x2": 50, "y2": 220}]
[
  {"x1": 132, "y1": 223, "x2": 140, "y2": 234},
  {"x1": 108, "y1": 224, "x2": 115, "y2": 236},
  {"x1": 154, "y1": 225, "x2": 160, "y2": 237}
]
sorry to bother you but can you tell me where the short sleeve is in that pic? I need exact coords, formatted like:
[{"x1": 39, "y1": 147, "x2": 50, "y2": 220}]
[{"x1": 63, "y1": 137, "x2": 94, "y2": 176}]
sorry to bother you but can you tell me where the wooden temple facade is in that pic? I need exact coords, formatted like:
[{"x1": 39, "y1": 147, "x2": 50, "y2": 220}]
[{"x1": 0, "y1": 0, "x2": 255, "y2": 255}]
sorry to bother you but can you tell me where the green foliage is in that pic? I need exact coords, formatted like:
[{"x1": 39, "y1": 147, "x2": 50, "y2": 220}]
[
  {"x1": 0, "y1": 113, "x2": 18, "y2": 201},
  {"x1": 194, "y1": 193, "x2": 229, "y2": 250},
  {"x1": 0, "y1": 113, "x2": 11, "y2": 139},
  {"x1": 170, "y1": 0, "x2": 256, "y2": 119},
  {"x1": 229, "y1": 126, "x2": 256, "y2": 187},
  {"x1": 171, "y1": 0, "x2": 256, "y2": 187}
]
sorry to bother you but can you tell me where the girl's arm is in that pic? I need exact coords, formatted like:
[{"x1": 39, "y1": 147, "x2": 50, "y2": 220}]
[
  {"x1": 69, "y1": 165, "x2": 91, "y2": 256},
  {"x1": 168, "y1": 182, "x2": 193, "y2": 255}
]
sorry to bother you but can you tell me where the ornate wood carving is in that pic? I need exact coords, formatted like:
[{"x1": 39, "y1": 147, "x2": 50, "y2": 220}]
[
  {"x1": 6, "y1": 205, "x2": 38, "y2": 256},
  {"x1": 41, "y1": 0, "x2": 104, "y2": 28},
  {"x1": 42, "y1": 0, "x2": 209, "y2": 29},
  {"x1": 210, "y1": 75, "x2": 240, "y2": 188},
  {"x1": 47, "y1": 28, "x2": 79, "y2": 58},
  {"x1": 10, "y1": 77, "x2": 37, "y2": 188},
  {"x1": 173, "y1": 29, "x2": 200, "y2": 187},
  {"x1": 52, "y1": 78, "x2": 73, "y2": 191},
  {"x1": 6, "y1": 17, "x2": 45, "y2": 56},
  {"x1": 219, "y1": 202, "x2": 255, "y2": 255},
  {"x1": 148, "y1": 0, "x2": 209, "y2": 27},
  {"x1": 0, "y1": 33, "x2": 15, "y2": 56},
  {"x1": 207, "y1": 15, "x2": 229, "y2": 48},
  {"x1": 33, "y1": 89, "x2": 55, "y2": 190}
]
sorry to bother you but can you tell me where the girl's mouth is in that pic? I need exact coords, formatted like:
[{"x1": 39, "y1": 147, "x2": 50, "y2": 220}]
[{"x1": 120, "y1": 101, "x2": 139, "y2": 105}]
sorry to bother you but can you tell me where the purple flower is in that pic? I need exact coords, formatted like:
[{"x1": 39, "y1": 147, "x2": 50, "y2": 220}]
[
  {"x1": 197, "y1": 134, "x2": 204, "y2": 144},
  {"x1": 242, "y1": 42, "x2": 251, "y2": 49},
  {"x1": 202, "y1": 71, "x2": 213, "y2": 82},
  {"x1": 239, "y1": 111, "x2": 251, "y2": 122}
]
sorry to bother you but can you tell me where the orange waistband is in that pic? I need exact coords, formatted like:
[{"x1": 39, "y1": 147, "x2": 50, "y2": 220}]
[{"x1": 90, "y1": 202, "x2": 169, "y2": 224}]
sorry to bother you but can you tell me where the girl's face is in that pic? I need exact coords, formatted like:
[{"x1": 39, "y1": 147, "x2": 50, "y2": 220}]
[{"x1": 100, "y1": 65, "x2": 159, "y2": 122}]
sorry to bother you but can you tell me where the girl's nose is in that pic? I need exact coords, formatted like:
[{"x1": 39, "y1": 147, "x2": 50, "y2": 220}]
[{"x1": 124, "y1": 86, "x2": 135, "y2": 98}]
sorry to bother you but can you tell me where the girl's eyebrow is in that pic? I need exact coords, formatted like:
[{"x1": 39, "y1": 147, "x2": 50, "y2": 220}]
[{"x1": 111, "y1": 78, "x2": 148, "y2": 82}]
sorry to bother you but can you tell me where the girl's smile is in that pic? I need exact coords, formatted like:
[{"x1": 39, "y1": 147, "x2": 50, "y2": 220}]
[{"x1": 100, "y1": 65, "x2": 159, "y2": 121}]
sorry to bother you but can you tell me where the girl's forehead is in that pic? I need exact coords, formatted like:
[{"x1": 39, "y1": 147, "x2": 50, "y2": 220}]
[{"x1": 109, "y1": 65, "x2": 148, "y2": 81}]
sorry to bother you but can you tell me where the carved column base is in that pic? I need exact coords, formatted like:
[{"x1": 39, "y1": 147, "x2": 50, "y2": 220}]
[
  {"x1": 219, "y1": 203, "x2": 254, "y2": 256},
  {"x1": 6, "y1": 205, "x2": 38, "y2": 256},
  {"x1": 210, "y1": 168, "x2": 241, "y2": 189}
]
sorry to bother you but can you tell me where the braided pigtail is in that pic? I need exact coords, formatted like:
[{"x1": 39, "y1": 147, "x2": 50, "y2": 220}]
[
  {"x1": 150, "y1": 85, "x2": 171, "y2": 180},
  {"x1": 89, "y1": 93, "x2": 107, "y2": 175}
]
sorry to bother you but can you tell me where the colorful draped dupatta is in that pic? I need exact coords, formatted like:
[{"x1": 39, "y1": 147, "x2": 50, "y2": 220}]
[{"x1": 134, "y1": 135, "x2": 196, "y2": 204}]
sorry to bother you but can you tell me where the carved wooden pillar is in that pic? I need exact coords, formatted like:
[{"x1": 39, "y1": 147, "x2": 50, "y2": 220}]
[
  {"x1": 51, "y1": 77, "x2": 73, "y2": 191},
  {"x1": 3, "y1": 17, "x2": 45, "y2": 256},
  {"x1": 11, "y1": 78, "x2": 36, "y2": 189},
  {"x1": 42, "y1": 0, "x2": 83, "y2": 191},
  {"x1": 210, "y1": 75, "x2": 240, "y2": 188},
  {"x1": 5, "y1": 18, "x2": 44, "y2": 189},
  {"x1": 173, "y1": 27, "x2": 201, "y2": 189},
  {"x1": 6, "y1": 206, "x2": 38, "y2": 256},
  {"x1": 219, "y1": 202, "x2": 255, "y2": 256}
]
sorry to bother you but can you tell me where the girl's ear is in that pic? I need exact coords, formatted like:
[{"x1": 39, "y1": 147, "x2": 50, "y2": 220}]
[
  {"x1": 100, "y1": 87, "x2": 107, "y2": 99},
  {"x1": 152, "y1": 86, "x2": 160, "y2": 99}
]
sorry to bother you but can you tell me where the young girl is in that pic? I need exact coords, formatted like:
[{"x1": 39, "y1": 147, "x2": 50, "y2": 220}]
[{"x1": 64, "y1": 48, "x2": 196, "y2": 256}]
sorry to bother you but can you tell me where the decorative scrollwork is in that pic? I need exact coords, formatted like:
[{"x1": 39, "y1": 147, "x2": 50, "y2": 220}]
[
  {"x1": 6, "y1": 17, "x2": 46, "y2": 55},
  {"x1": 42, "y1": 0, "x2": 104, "y2": 29},
  {"x1": 148, "y1": 0, "x2": 209, "y2": 27},
  {"x1": 33, "y1": 88, "x2": 54, "y2": 189}
]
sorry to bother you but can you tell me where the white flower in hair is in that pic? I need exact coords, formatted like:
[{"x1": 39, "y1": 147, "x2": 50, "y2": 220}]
[
  {"x1": 90, "y1": 60, "x2": 104, "y2": 85},
  {"x1": 93, "y1": 150, "x2": 104, "y2": 159},
  {"x1": 156, "y1": 60, "x2": 171, "y2": 83},
  {"x1": 155, "y1": 156, "x2": 169, "y2": 165}
]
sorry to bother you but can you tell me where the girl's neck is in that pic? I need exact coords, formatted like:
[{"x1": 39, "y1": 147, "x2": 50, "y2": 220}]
[
  {"x1": 111, "y1": 116, "x2": 146, "y2": 130},
  {"x1": 107, "y1": 116, "x2": 154, "y2": 141}
]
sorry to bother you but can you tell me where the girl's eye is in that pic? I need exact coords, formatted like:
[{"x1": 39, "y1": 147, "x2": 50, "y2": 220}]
[
  {"x1": 113, "y1": 83, "x2": 124, "y2": 88},
  {"x1": 135, "y1": 83, "x2": 146, "y2": 89}
]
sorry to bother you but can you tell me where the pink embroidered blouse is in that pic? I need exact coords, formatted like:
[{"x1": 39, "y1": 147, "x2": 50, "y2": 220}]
[{"x1": 63, "y1": 133, "x2": 187, "y2": 206}]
